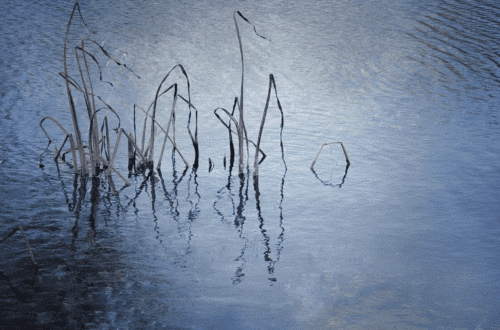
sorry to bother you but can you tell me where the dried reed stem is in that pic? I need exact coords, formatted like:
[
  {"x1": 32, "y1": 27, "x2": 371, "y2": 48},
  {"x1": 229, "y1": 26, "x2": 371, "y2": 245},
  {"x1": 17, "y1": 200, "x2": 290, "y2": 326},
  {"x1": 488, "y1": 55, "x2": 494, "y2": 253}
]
[
  {"x1": 233, "y1": 11, "x2": 268, "y2": 174},
  {"x1": 149, "y1": 65, "x2": 197, "y2": 168},
  {"x1": 138, "y1": 105, "x2": 189, "y2": 168},
  {"x1": 40, "y1": 117, "x2": 79, "y2": 171},
  {"x1": 1, "y1": 226, "x2": 37, "y2": 265},
  {"x1": 310, "y1": 142, "x2": 350, "y2": 170},
  {"x1": 18, "y1": 226, "x2": 37, "y2": 265},
  {"x1": 253, "y1": 74, "x2": 286, "y2": 177},
  {"x1": 63, "y1": 2, "x2": 91, "y2": 175},
  {"x1": 214, "y1": 107, "x2": 266, "y2": 163}
]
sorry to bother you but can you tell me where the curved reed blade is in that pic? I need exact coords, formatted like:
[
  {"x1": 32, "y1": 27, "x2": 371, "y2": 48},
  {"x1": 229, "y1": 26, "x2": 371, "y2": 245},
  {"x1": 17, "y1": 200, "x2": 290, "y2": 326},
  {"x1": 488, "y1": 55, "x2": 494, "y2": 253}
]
[
  {"x1": 63, "y1": 2, "x2": 93, "y2": 175},
  {"x1": 157, "y1": 84, "x2": 178, "y2": 169},
  {"x1": 87, "y1": 101, "x2": 122, "y2": 175},
  {"x1": 310, "y1": 142, "x2": 350, "y2": 170},
  {"x1": 213, "y1": 108, "x2": 266, "y2": 163},
  {"x1": 40, "y1": 116, "x2": 71, "y2": 141},
  {"x1": 81, "y1": 38, "x2": 141, "y2": 79},
  {"x1": 149, "y1": 65, "x2": 197, "y2": 167},
  {"x1": 18, "y1": 226, "x2": 37, "y2": 265},
  {"x1": 75, "y1": 46, "x2": 113, "y2": 86},
  {"x1": 139, "y1": 84, "x2": 176, "y2": 154},
  {"x1": 76, "y1": 46, "x2": 98, "y2": 176},
  {"x1": 96, "y1": 153, "x2": 130, "y2": 186},
  {"x1": 233, "y1": 11, "x2": 269, "y2": 174},
  {"x1": 137, "y1": 105, "x2": 189, "y2": 168},
  {"x1": 253, "y1": 74, "x2": 286, "y2": 177},
  {"x1": 54, "y1": 134, "x2": 69, "y2": 162},
  {"x1": 0, "y1": 227, "x2": 37, "y2": 265},
  {"x1": 58, "y1": 72, "x2": 84, "y2": 93}
]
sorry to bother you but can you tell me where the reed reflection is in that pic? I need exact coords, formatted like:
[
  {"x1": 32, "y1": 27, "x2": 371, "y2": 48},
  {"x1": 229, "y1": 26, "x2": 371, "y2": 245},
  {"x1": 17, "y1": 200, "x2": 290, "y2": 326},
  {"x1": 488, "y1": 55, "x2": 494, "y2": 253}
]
[
  {"x1": 214, "y1": 166, "x2": 287, "y2": 284},
  {"x1": 311, "y1": 163, "x2": 350, "y2": 188},
  {"x1": 253, "y1": 169, "x2": 286, "y2": 283},
  {"x1": 156, "y1": 152, "x2": 200, "y2": 267}
]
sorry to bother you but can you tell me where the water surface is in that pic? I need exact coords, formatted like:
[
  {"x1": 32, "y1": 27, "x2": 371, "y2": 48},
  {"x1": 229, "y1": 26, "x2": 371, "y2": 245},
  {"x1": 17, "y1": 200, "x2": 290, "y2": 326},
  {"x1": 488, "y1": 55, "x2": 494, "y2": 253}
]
[{"x1": 1, "y1": 0, "x2": 499, "y2": 328}]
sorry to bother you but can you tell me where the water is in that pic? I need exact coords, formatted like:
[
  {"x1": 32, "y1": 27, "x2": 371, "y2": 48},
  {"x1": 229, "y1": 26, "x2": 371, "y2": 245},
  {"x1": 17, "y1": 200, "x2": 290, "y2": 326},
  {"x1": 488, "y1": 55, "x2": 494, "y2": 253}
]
[{"x1": 1, "y1": 0, "x2": 499, "y2": 328}]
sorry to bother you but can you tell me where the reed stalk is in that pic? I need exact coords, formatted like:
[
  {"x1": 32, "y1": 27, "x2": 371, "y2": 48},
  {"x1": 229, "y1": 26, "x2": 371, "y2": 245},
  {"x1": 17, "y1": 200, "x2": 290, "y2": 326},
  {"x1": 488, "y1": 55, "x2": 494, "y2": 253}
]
[
  {"x1": 234, "y1": 12, "x2": 246, "y2": 175},
  {"x1": 157, "y1": 84, "x2": 178, "y2": 169},
  {"x1": 40, "y1": 116, "x2": 79, "y2": 171},
  {"x1": 310, "y1": 142, "x2": 350, "y2": 170},
  {"x1": 148, "y1": 65, "x2": 198, "y2": 169},
  {"x1": 63, "y1": 3, "x2": 91, "y2": 175},
  {"x1": 137, "y1": 104, "x2": 189, "y2": 168},
  {"x1": 0, "y1": 226, "x2": 37, "y2": 265},
  {"x1": 232, "y1": 12, "x2": 269, "y2": 174},
  {"x1": 214, "y1": 107, "x2": 266, "y2": 163},
  {"x1": 253, "y1": 74, "x2": 286, "y2": 177}
]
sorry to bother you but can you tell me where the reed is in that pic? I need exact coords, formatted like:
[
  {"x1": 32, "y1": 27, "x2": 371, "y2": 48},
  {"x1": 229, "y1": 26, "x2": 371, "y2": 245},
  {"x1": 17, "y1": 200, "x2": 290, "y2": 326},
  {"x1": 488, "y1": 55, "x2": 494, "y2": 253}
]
[
  {"x1": 253, "y1": 74, "x2": 286, "y2": 177},
  {"x1": 310, "y1": 141, "x2": 350, "y2": 170},
  {"x1": 41, "y1": 2, "x2": 199, "y2": 188},
  {"x1": 0, "y1": 226, "x2": 37, "y2": 265},
  {"x1": 41, "y1": 2, "x2": 289, "y2": 202},
  {"x1": 215, "y1": 12, "x2": 285, "y2": 176}
]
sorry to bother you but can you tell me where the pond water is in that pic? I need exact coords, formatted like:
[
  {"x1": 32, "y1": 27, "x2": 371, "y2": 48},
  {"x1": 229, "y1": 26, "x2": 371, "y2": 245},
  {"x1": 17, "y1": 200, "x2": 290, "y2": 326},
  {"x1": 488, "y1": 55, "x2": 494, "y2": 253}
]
[{"x1": 1, "y1": 0, "x2": 499, "y2": 328}]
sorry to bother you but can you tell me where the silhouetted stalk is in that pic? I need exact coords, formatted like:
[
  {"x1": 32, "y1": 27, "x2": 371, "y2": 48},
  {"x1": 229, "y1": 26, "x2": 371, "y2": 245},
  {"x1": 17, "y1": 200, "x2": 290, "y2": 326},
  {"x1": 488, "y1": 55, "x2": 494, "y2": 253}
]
[
  {"x1": 63, "y1": 3, "x2": 91, "y2": 175},
  {"x1": 214, "y1": 107, "x2": 267, "y2": 164},
  {"x1": 157, "y1": 84, "x2": 178, "y2": 170},
  {"x1": 253, "y1": 74, "x2": 286, "y2": 177},
  {"x1": 54, "y1": 134, "x2": 69, "y2": 162},
  {"x1": 122, "y1": 129, "x2": 148, "y2": 165},
  {"x1": 234, "y1": 12, "x2": 245, "y2": 174},
  {"x1": 149, "y1": 65, "x2": 198, "y2": 169},
  {"x1": 104, "y1": 116, "x2": 111, "y2": 162},
  {"x1": 0, "y1": 226, "x2": 37, "y2": 265},
  {"x1": 39, "y1": 116, "x2": 79, "y2": 171},
  {"x1": 310, "y1": 141, "x2": 350, "y2": 170},
  {"x1": 232, "y1": 11, "x2": 269, "y2": 174},
  {"x1": 81, "y1": 40, "x2": 101, "y2": 173},
  {"x1": 137, "y1": 104, "x2": 189, "y2": 168},
  {"x1": 229, "y1": 99, "x2": 237, "y2": 168},
  {"x1": 75, "y1": 47, "x2": 97, "y2": 175}
]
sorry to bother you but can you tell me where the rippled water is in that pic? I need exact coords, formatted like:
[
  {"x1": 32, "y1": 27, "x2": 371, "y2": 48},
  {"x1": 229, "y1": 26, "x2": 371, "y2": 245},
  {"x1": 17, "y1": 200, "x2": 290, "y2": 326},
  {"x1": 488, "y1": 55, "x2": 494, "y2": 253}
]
[{"x1": 1, "y1": 0, "x2": 500, "y2": 328}]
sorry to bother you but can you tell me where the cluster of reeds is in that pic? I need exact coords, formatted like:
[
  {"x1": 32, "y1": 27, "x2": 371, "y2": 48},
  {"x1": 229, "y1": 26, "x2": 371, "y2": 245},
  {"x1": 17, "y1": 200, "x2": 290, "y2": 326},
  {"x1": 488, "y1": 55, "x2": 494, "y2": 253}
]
[
  {"x1": 40, "y1": 4, "x2": 290, "y2": 192},
  {"x1": 214, "y1": 12, "x2": 286, "y2": 177},
  {"x1": 40, "y1": 3, "x2": 200, "y2": 189}
]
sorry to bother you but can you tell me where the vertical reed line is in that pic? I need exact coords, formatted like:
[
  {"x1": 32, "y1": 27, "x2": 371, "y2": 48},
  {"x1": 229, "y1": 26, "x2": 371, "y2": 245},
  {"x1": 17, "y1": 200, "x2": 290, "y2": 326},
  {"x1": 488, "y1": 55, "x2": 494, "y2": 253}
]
[
  {"x1": 81, "y1": 40, "x2": 101, "y2": 173},
  {"x1": 63, "y1": 3, "x2": 90, "y2": 175},
  {"x1": 253, "y1": 74, "x2": 286, "y2": 177},
  {"x1": 75, "y1": 47, "x2": 96, "y2": 175},
  {"x1": 232, "y1": 12, "x2": 268, "y2": 174},
  {"x1": 157, "y1": 84, "x2": 178, "y2": 169},
  {"x1": 234, "y1": 12, "x2": 245, "y2": 175}
]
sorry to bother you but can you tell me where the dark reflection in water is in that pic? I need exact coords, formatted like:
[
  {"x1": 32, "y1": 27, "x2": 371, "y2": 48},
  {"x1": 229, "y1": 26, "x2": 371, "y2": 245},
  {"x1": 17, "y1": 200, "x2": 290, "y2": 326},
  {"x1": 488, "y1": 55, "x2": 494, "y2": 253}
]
[
  {"x1": 214, "y1": 166, "x2": 287, "y2": 285},
  {"x1": 311, "y1": 163, "x2": 350, "y2": 188},
  {"x1": 253, "y1": 171, "x2": 286, "y2": 283}
]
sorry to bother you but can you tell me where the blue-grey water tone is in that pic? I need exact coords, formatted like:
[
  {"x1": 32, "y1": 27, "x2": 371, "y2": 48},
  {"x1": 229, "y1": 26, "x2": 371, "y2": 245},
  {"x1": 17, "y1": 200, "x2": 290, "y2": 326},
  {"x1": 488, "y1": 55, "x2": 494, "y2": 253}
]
[{"x1": 1, "y1": 0, "x2": 499, "y2": 328}]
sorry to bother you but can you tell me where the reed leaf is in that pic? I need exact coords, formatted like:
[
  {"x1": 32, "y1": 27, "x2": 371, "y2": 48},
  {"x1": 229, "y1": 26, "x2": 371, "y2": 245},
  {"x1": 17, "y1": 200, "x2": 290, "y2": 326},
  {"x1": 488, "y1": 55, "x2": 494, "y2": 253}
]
[
  {"x1": 1, "y1": 226, "x2": 37, "y2": 265},
  {"x1": 233, "y1": 11, "x2": 268, "y2": 174},
  {"x1": 253, "y1": 74, "x2": 286, "y2": 177},
  {"x1": 214, "y1": 108, "x2": 266, "y2": 164},
  {"x1": 63, "y1": 2, "x2": 91, "y2": 175},
  {"x1": 310, "y1": 142, "x2": 350, "y2": 170},
  {"x1": 149, "y1": 65, "x2": 197, "y2": 168}
]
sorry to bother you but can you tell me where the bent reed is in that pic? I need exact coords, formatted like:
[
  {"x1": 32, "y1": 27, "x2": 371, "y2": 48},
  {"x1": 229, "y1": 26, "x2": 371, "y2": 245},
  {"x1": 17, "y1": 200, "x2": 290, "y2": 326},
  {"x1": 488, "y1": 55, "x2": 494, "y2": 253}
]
[{"x1": 41, "y1": 4, "x2": 287, "y2": 188}]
